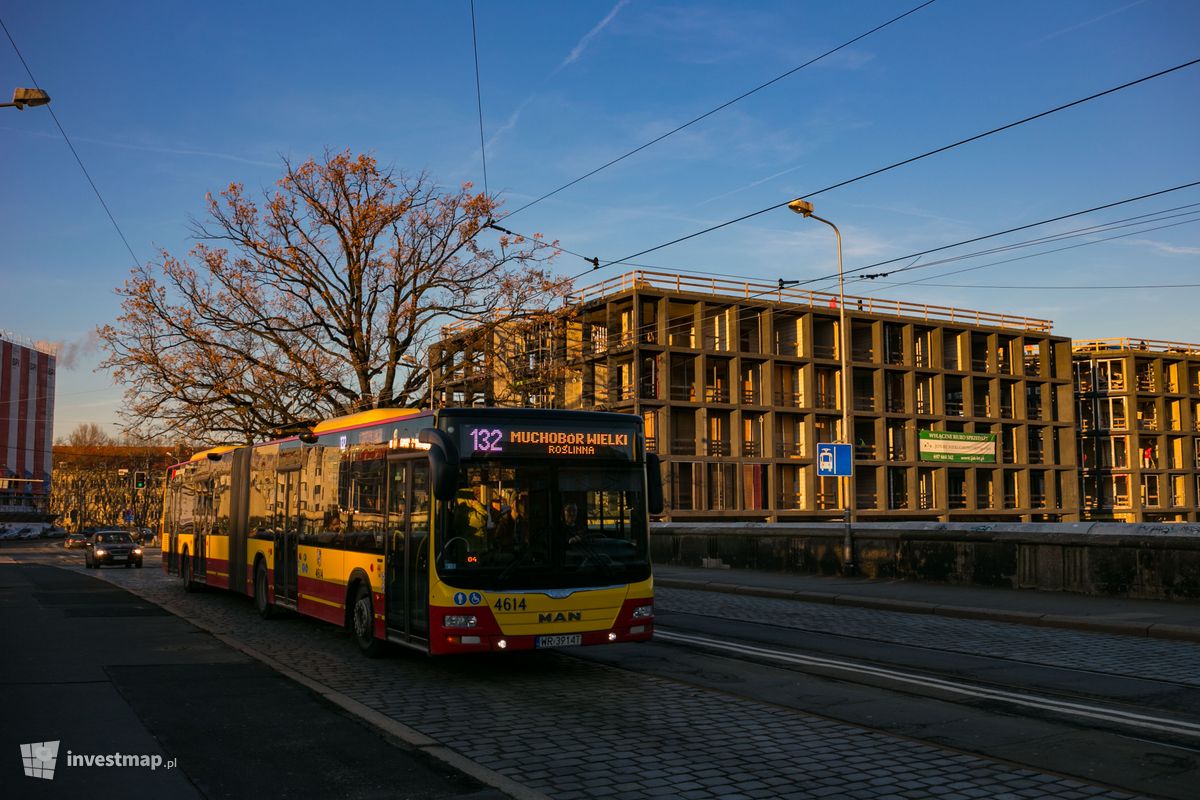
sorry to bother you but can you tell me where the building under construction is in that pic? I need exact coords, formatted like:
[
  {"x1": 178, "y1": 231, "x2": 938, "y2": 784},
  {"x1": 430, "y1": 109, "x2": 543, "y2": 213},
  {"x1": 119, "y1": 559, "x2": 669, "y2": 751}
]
[
  {"x1": 1074, "y1": 338, "x2": 1200, "y2": 522},
  {"x1": 433, "y1": 271, "x2": 1080, "y2": 522}
]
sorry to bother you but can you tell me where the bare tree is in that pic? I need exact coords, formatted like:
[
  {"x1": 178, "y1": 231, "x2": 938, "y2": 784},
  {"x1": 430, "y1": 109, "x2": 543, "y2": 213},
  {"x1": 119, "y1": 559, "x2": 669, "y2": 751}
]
[
  {"x1": 99, "y1": 150, "x2": 567, "y2": 444},
  {"x1": 57, "y1": 422, "x2": 115, "y2": 448}
]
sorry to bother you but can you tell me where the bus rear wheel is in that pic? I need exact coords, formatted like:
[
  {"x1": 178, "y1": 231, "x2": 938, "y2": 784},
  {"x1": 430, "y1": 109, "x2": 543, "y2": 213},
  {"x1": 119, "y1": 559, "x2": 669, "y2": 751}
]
[
  {"x1": 181, "y1": 552, "x2": 198, "y2": 593},
  {"x1": 255, "y1": 562, "x2": 275, "y2": 619},
  {"x1": 351, "y1": 584, "x2": 384, "y2": 658}
]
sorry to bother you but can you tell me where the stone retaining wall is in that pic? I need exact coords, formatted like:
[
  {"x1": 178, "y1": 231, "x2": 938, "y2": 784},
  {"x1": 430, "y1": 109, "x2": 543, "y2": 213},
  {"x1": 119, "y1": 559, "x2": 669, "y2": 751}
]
[{"x1": 650, "y1": 522, "x2": 1200, "y2": 600}]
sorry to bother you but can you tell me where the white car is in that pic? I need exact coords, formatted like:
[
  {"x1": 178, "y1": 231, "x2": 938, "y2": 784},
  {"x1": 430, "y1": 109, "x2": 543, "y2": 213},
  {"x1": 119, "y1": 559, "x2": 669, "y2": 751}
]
[{"x1": 18, "y1": 528, "x2": 42, "y2": 540}]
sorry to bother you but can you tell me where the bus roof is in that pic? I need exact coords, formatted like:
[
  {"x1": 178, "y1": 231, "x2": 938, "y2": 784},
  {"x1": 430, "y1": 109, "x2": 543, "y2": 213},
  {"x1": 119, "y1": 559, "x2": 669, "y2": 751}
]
[
  {"x1": 188, "y1": 445, "x2": 238, "y2": 462},
  {"x1": 435, "y1": 407, "x2": 642, "y2": 424},
  {"x1": 311, "y1": 408, "x2": 425, "y2": 435}
]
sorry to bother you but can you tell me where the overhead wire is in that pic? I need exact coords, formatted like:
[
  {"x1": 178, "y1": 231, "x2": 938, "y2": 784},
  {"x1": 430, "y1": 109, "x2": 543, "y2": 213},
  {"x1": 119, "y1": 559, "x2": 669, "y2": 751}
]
[
  {"x1": 794, "y1": 180, "x2": 1200, "y2": 290},
  {"x1": 866, "y1": 216, "x2": 1200, "y2": 291},
  {"x1": 592, "y1": 57, "x2": 1200, "y2": 275},
  {"x1": 500, "y1": 188, "x2": 1200, "y2": 300},
  {"x1": 0, "y1": 15, "x2": 142, "y2": 268},
  {"x1": 469, "y1": 0, "x2": 490, "y2": 200},
  {"x1": 796, "y1": 202, "x2": 1200, "y2": 295},
  {"x1": 500, "y1": 0, "x2": 940, "y2": 222}
]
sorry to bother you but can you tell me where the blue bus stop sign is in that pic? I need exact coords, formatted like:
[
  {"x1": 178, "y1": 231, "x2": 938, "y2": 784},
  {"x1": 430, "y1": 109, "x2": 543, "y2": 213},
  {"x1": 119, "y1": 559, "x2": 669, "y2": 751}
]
[{"x1": 817, "y1": 443, "x2": 853, "y2": 477}]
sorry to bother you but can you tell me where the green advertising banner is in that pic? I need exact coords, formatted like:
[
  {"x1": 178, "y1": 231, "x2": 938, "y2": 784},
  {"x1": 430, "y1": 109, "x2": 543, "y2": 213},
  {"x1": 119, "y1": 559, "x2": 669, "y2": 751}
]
[{"x1": 918, "y1": 430, "x2": 996, "y2": 463}]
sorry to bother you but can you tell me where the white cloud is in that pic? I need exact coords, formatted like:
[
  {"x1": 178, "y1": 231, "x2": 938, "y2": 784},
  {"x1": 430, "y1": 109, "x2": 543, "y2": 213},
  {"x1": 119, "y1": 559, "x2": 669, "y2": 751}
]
[
  {"x1": 559, "y1": 0, "x2": 632, "y2": 70},
  {"x1": 2, "y1": 125, "x2": 277, "y2": 168},
  {"x1": 1118, "y1": 238, "x2": 1200, "y2": 256}
]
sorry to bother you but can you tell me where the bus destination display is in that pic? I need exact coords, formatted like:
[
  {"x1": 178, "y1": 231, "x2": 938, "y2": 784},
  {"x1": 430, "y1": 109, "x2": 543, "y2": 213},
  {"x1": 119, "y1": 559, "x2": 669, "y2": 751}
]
[{"x1": 460, "y1": 423, "x2": 635, "y2": 459}]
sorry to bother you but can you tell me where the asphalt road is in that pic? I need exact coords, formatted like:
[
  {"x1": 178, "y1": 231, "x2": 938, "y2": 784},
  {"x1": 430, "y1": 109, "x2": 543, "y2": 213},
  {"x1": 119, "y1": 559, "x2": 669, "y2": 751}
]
[{"x1": 0, "y1": 553, "x2": 501, "y2": 799}]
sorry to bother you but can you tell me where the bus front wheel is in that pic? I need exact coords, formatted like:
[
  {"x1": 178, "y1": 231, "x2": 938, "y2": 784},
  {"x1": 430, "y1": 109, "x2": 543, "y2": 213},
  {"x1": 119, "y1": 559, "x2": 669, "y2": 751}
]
[
  {"x1": 351, "y1": 584, "x2": 384, "y2": 658},
  {"x1": 255, "y1": 562, "x2": 275, "y2": 619}
]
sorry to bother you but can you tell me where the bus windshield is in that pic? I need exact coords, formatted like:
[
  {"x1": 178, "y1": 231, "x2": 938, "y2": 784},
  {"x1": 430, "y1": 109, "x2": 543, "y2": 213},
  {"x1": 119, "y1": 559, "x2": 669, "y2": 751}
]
[{"x1": 436, "y1": 462, "x2": 650, "y2": 591}]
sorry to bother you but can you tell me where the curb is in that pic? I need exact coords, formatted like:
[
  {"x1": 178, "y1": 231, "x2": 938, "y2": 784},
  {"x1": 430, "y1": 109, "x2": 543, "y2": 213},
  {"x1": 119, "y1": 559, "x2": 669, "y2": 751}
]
[
  {"x1": 93, "y1": 571, "x2": 551, "y2": 800},
  {"x1": 656, "y1": 578, "x2": 1200, "y2": 643}
]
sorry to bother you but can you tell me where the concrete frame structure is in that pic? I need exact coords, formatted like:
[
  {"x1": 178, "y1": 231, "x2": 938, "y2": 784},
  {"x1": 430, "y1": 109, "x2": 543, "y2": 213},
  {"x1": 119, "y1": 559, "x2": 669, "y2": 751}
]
[
  {"x1": 1074, "y1": 338, "x2": 1200, "y2": 522},
  {"x1": 435, "y1": 271, "x2": 1079, "y2": 523}
]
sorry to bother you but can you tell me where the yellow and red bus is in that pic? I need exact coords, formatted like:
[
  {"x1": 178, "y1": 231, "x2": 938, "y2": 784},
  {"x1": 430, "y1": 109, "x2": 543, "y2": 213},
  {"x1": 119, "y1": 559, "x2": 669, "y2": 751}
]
[{"x1": 163, "y1": 407, "x2": 661, "y2": 655}]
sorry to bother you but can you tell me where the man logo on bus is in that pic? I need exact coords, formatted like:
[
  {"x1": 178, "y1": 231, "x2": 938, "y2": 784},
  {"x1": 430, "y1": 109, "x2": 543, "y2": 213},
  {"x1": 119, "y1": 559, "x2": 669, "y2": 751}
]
[{"x1": 538, "y1": 611, "x2": 582, "y2": 623}]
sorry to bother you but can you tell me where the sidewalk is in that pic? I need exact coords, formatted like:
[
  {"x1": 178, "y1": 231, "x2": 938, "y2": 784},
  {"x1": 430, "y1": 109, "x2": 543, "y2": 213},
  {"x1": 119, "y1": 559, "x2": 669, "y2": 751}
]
[
  {"x1": 654, "y1": 565, "x2": 1200, "y2": 643},
  {"x1": 0, "y1": 562, "x2": 504, "y2": 799}
]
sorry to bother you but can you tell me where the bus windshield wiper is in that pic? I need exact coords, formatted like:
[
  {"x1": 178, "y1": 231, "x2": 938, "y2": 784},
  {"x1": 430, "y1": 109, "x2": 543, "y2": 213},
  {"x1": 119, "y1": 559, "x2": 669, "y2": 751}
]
[
  {"x1": 495, "y1": 546, "x2": 537, "y2": 584},
  {"x1": 570, "y1": 536, "x2": 614, "y2": 579}
]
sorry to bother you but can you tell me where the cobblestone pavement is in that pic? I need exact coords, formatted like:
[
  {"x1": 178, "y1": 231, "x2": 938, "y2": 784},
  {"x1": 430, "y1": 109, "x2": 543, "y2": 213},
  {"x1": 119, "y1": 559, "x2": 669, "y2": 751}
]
[
  {"x1": 54, "y1": 556, "x2": 1136, "y2": 800},
  {"x1": 656, "y1": 588, "x2": 1200, "y2": 687}
]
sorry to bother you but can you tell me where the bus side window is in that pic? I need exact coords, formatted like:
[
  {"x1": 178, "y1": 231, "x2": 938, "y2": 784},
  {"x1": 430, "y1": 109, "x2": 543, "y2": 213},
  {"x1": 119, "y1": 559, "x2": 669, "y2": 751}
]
[{"x1": 410, "y1": 462, "x2": 430, "y2": 535}]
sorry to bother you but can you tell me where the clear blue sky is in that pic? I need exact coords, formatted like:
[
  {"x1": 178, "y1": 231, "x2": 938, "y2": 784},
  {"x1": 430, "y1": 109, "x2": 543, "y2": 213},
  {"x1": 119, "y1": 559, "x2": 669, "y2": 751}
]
[{"x1": 2, "y1": 0, "x2": 1197, "y2": 436}]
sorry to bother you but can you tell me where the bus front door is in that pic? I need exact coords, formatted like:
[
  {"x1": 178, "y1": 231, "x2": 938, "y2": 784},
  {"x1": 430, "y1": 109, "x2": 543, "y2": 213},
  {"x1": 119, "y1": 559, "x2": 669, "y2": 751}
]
[
  {"x1": 274, "y1": 471, "x2": 299, "y2": 605},
  {"x1": 408, "y1": 461, "x2": 431, "y2": 639},
  {"x1": 384, "y1": 461, "x2": 407, "y2": 635},
  {"x1": 384, "y1": 458, "x2": 430, "y2": 640}
]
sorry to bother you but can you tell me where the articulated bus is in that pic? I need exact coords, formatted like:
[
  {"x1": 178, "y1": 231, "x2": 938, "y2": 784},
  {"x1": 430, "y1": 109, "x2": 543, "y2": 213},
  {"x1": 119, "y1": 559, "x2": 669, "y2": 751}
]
[{"x1": 163, "y1": 407, "x2": 662, "y2": 655}]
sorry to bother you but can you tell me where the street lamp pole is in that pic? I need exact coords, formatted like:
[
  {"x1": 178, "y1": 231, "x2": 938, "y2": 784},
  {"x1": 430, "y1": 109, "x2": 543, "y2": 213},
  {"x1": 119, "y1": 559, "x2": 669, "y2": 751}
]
[
  {"x1": 399, "y1": 354, "x2": 435, "y2": 409},
  {"x1": 789, "y1": 199, "x2": 855, "y2": 572}
]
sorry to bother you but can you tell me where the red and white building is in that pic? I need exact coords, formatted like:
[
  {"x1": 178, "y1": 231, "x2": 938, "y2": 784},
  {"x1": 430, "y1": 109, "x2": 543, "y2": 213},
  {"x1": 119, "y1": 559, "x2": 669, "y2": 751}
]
[{"x1": 1, "y1": 331, "x2": 56, "y2": 523}]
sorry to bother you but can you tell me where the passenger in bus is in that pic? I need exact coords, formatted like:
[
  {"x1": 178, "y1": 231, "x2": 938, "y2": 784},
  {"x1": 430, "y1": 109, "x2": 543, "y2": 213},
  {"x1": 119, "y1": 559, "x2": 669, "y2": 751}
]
[
  {"x1": 322, "y1": 509, "x2": 346, "y2": 546},
  {"x1": 453, "y1": 492, "x2": 488, "y2": 541},
  {"x1": 486, "y1": 498, "x2": 504, "y2": 534},
  {"x1": 495, "y1": 494, "x2": 529, "y2": 552},
  {"x1": 563, "y1": 503, "x2": 587, "y2": 544},
  {"x1": 494, "y1": 503, "x2": 515, "y2": 551}
]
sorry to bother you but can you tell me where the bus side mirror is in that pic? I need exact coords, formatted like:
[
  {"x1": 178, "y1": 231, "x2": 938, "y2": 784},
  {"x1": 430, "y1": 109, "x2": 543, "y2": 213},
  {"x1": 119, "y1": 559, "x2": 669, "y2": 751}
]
[
  {"x1": 418, "y1": 428, "x2": 460, "y2": 501},
  {"x1": 646, "y1": 453, "x2": 664, "y2": 515}
]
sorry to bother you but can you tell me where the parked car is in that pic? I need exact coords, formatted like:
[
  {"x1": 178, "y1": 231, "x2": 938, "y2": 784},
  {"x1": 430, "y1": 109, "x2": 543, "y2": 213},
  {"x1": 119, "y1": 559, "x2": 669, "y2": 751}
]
[
  {"x1": 0, "y1": 528, "x2": 19, "y2": 541},
  {"x1": 64, "y1": 532, "x2": 88, "y2": 549},
  {"x1": 84, "y1": 530, "x2": 143, "y2": 568},
  {"x1": 43, "y1": 526, "x2": 67, "y2": 539},
  {"x1": 17, "y1": 527, "x2": 40, "y2": 540}
]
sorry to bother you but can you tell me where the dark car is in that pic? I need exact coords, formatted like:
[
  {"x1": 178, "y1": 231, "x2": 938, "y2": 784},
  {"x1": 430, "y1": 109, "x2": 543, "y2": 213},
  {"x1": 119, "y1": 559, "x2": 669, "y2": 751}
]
[
  {"x1": 84, "y1": 530, "x2": 143, "y2": 568},
  {"x1": 64, "y1": 532, "x2": 88, "y2": 549}
]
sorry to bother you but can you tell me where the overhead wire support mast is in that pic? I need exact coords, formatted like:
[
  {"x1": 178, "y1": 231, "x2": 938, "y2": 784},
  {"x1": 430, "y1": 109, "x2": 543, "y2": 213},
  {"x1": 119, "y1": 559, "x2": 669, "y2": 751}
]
[
  {"x1": 500, "y1": 0, "x2": 939, "y2": 223},
  {"x1": 594, "y1": 57, "x2": 1200, "y2": 275}
]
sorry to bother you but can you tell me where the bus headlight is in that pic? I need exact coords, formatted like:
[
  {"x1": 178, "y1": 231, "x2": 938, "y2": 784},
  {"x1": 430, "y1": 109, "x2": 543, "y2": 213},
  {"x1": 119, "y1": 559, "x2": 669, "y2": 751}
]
[
  {"x1": 631, "y1": 604, "x2": 653, "y2": 619},
  {"x1": 443, "y1": 615, "x2": 477, "y2": 628}
]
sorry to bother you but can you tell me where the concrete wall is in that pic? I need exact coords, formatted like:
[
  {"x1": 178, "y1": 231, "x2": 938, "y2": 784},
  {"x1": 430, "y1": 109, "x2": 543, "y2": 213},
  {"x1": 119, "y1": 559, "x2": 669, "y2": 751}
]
[{"x1": 650, "y1": 521, "x2": 1200, "y2": 601}]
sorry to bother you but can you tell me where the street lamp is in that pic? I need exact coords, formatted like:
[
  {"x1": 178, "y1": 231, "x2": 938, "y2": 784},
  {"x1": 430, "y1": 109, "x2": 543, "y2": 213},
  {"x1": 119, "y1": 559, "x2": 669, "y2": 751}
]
[
  {"x1": 1, "y1": 87, "x2": 51, "y2": 110},
  {"x1": 789, "y1": 198, "x2": 855, "y2": 571},
  {"x1": 399, "y1": 354, "x2": 436, "y2": 409}
]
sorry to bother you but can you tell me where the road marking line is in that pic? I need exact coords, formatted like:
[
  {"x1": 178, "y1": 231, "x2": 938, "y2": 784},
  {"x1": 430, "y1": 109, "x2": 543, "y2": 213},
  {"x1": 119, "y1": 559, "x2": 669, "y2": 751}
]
[{"x1": 656, "y1": 628, "x2": 1200, "y2": 739}]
